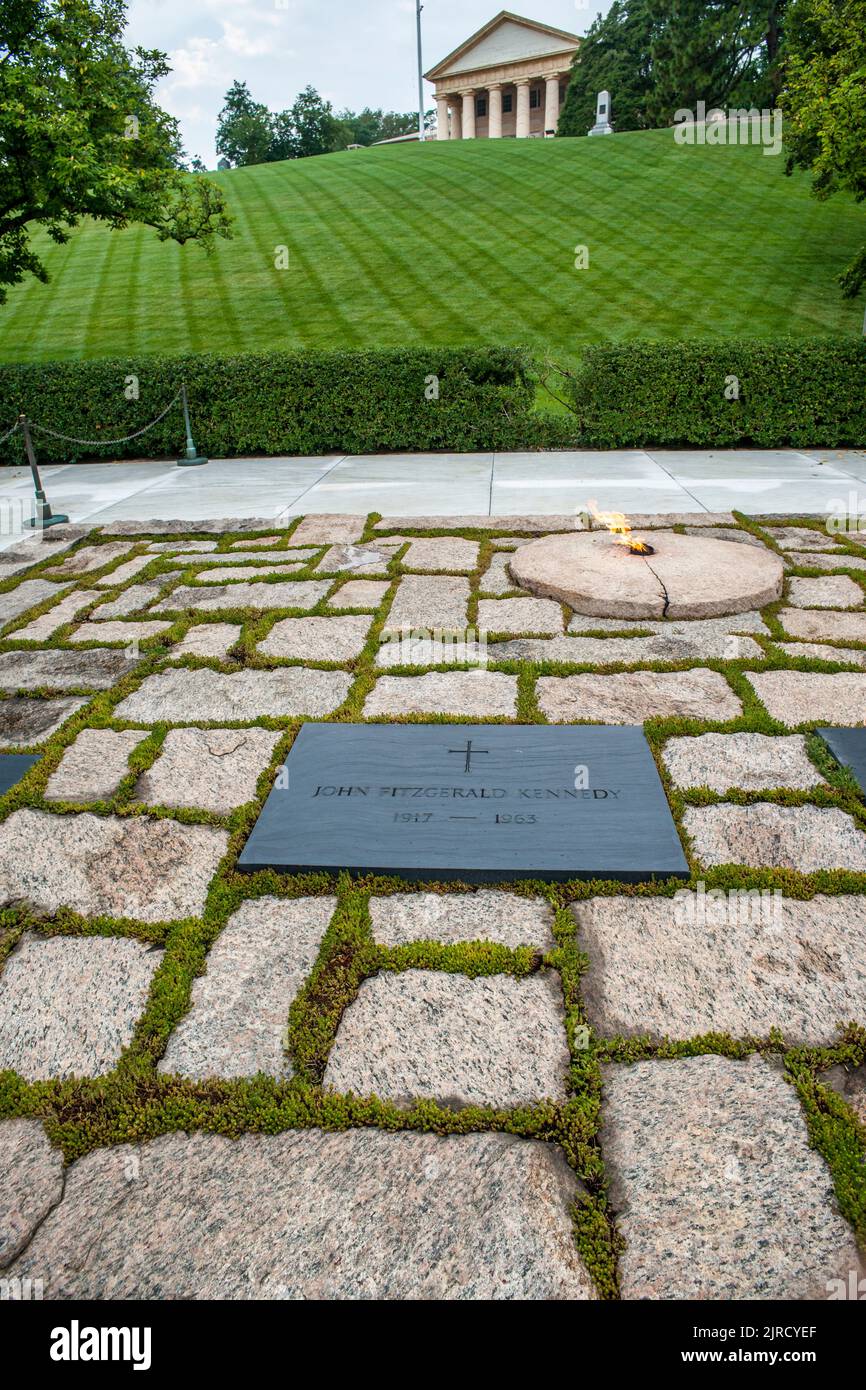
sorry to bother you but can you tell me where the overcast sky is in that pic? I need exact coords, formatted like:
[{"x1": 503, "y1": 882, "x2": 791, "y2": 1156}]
[{"x1": 125, "y1": 1, "x2": 607, "y2": 165}]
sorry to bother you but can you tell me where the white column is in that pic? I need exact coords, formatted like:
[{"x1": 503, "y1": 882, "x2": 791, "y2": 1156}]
[
  {"x1": 545, "y1": 75, "x2": 561, "y2": 135},
  {"x1": 462, "y1": 90, "x2": 476, "y2": 140},
  {"x1": 449, "y1": 96, "x2": 462, "y2": 140},
  {"x1": 516, "y1": 80, "x2": 531, "y2": 138},
  {"x1": 435, "y1": 95, "x2": 449, "y2": 141},
  {"x1": 488, "y1": 85, "x2": 502, "y2": 139}
]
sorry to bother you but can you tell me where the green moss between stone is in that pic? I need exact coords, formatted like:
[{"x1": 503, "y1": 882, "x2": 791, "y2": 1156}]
[{"x1": 0, "y1": 516, "x2": 864, "y2": 1297}]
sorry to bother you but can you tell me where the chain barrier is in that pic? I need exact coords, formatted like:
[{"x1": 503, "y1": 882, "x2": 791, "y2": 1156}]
[
  {"x1": 0, "y1": 418, "x2": 20, "y2": 449},
  {"x1": 26, "y1": 387, "x2": 184, "y2": 449}
]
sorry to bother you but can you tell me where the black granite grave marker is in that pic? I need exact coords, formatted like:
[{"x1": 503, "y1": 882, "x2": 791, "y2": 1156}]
[
  {"x1": 239, "y1": 724, "x2": 688, "y2": 883},
  {"x1": 817, "y1": 727, "x2": 866, "y2": 797},
  {"x1": 0, "y1": 754, "x2": 39, "y2": 797}
]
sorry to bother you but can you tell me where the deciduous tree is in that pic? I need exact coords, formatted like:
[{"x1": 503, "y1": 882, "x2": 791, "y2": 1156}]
[
  {"x1": 781, "y1": 0, "x2": 866, "y2": 298},
  {"x1": 0, "y1": 0, "x2": 232, "y2": 303}
]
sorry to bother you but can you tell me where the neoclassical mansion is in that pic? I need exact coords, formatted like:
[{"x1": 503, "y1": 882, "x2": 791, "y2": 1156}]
[{"x1": 426, "y1": 10, "x2": 581, "y2": 140}]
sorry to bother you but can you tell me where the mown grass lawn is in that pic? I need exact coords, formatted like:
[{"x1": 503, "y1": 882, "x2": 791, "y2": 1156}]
[{"x1": 0, "y1": 128, "x2": 863, "y2": 367}]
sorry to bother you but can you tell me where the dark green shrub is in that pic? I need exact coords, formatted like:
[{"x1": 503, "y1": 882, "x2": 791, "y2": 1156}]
[
  {"x1": 0, "y1": 347, "x2": 546, "y2": 464},
  {"x1": 5, "y1": 338, "x2": 860, "y2": 463},
  {"x1": 564, "y1": 338, "x2": 866, "y2": 447}
]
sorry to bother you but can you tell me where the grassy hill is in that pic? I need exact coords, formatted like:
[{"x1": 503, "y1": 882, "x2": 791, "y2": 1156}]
[{"x1": 0, "y1": 128, "x2": 863, "y2": 367}]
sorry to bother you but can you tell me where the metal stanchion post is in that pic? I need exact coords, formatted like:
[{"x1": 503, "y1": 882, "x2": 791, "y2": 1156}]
[
  {"x1": 176, "y1": 384, "x2": 208, "y2": 467},
  {"x1": 20, "y1": 415, "x2": 69, "y2": 529}
]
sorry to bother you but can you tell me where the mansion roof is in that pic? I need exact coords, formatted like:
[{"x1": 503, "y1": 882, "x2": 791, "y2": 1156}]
[{"x1": 424, "y1": 10, "x2": 581, "y2": 83}]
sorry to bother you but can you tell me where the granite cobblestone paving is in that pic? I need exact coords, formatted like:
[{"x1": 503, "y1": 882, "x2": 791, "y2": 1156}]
[
  {"x1": 0, "y1": 514, "x2": 864, "y2": 1302},
  {"x1": 383, "y1": 575, "x2": 471, "y2": 633}
]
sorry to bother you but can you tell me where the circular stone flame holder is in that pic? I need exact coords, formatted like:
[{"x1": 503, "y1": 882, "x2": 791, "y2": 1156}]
[{"x1": 508, "y1": 531, "x2": 784, "y2": 620}]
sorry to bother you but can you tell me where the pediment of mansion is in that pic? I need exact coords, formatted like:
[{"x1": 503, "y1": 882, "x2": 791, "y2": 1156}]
[{"x1": 425, "y1": 10, "x2": 581, "y2": 139}]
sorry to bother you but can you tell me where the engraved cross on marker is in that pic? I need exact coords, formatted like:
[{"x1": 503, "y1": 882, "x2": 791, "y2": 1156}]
[{"x1": 448, "y1": 738, "x2": 490, "y2": 774}]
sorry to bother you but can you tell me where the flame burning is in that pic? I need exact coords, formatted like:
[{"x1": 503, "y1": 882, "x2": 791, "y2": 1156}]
[{"x1": 585, "y1": 501, "x2": 655, "y2": 555}]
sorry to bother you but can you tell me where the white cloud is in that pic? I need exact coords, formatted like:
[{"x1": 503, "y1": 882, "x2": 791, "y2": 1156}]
[{"x1": 124, "y1": 0, "x2": 597, "y2": 165}]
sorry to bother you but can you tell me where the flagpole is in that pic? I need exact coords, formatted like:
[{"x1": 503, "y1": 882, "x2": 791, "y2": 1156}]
[{"x1": 416, "y1": 0, "x2": 425, "y2": 140}]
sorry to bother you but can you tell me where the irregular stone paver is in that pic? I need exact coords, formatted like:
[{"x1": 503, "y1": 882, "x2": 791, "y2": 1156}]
[
  {"x1": 363, "y1": 671, "x2": 517, "y2": 718},
  {"x1": 477, "y1": 597, "x2": 564, "y2": 635},
  {"x1": 779, "y1": 608, "x2": 866, "y2": 642},
  {"x1": 0, "y1": 810, "x2": 227, "y2": 921},
  {"x1": 94, "y1": 554, "x2": 154, "y2": 586},
  {"x1": 568, "y1": 611, "x2": 768, "y2": 636},
  {"x1": 375, "y1": 633, "x2": 488, "y2": 668},
  {"x1": 480, "y1": 553, "x2": 524, "y2": 595},
  {"x1": 13, "y1": 589, "x2": 100, "y2": 640},
  {"x1": 159, "y1": 896, "x2": 335, "y2": 1079},
  {"x1": 537, "y1": 670, "x2": 741, "y2": 724},
  {"x1": 684, "y1": 803, "x2": 866, "y2": 871},
  {"x1": 0, "y1": 1119, "x2": 64, "y2": 1267},
  {"x1": 374, "y1": 513, "x2": 734, "y2": 533},
  {"x1": 171, "y1": 623, "x2": 242, "y2": 659},
  {"x1": 194, "y1": 565, "x2": 305, "y2": 582},
  {"x1": 573, "y1": 895, "x2": 866, "y2": 1043},
  {"x1": 371, "y1": 891, "x2": 556, "y2": 949},
  {"x1": 115, "y1": 667, "x2": 351, "y2": 722},
  {"x1": 290, "y1": 515, "x2": 366, "y2": 545},
  {"x1": 747, "y1": 670, "x2": 866, "y2": 725},
  {"x1": 68, "y1": 620, "x2": 172, "y2": 645},
  {"x1": 662, "y1": 733, "x2": 823, "y2": 791},
  {"x1": 45, "y1": 729, "x2": 147, "y2": 802},
  {"x1": 0, "y1": 696, "x2": 87, "y2": 748},
  {"x1": 0, "y1": 579, "x2": 70, "y2": 627},
  {"x1": 5, "y1": 1128, "x2": 596, "y2": 1299},
  {"x1": 402, "y1": 538, "x2": 479, "y2": 572},
  {"x1": 106, "y1": 519, "x2": 273, "y2": 537},
  {"x1": 193, "y1": 550, "x2": 317, "y2": 566},
  {"x1": 383, "y1": 511, "x2": 739, "y2": 530},
  {"x1": 374, "y1": 514, "x2": 576, "y2": 533},
  {"x1": 775, "y1": 641, "x2": 866, "y2": 668},
  {"x1": 324, "y1": 970, "x2": 569, "y2": 1109},
  {"x1": 317, "y1": 543, "x2": 400, "y2": 575},
  {"x1": 0, "y1": 933, "x2": 164, "y2": 1079},
  {"x1": 384, "y1": 576, "x2": 470, "y2": 632},
  {"x1": 329, "y1": 580, "x2": 389, "y2": 610},
  {"x1": 628, "y1": 512, "x2": 737, "y2": 527},
  {"x1": 230, "y1": 536, "x2": 282, "y2": 549},
  {"x1": 488, "y1": 632, "x2": 764, "y2": 663},
  {"x1": 788, "y1": 575, "x2": 864, "y2": 609},
  {"x1": 0, "y1": 648, "x2": 140, "y2": 691},
  {"x1": 153, "y1": 580, "x2": 330, "y2": 614},
  {"x1": 790, "y1": 551, "x2": 866, "y2": 572},
  {"x1": 681, "y1": 526, "x2": 766, "y2": 547},
  {"x1": 94, "y1": 578, "x2": 178, "y2": 618},
  {"x1": 600, "y1": 1055, "x2": 864, "y2": 1299},
  {"x1": 0, "y1": 532, "x2": 87, "y2": 576},
  {"x1": 258, "y1": 615, "x2": 370, "y2": 662},
  {"x1": 137, "y1": 727, "x2": 280, "y2": 814},
  {"x1": 765, "y1": 525, "x2": 837, "y2": 551},
  {"x1": 46, "y1": 542, "x2": 133, "y2": 576},
  {"x1": 148, "y1": 540, "x2": 218, "y2": 553}
]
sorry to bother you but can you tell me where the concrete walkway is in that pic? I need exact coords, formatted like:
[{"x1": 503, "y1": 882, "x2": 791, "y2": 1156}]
[{"x1": 2, "y1": 448, "x2": 865, "y2": 547}]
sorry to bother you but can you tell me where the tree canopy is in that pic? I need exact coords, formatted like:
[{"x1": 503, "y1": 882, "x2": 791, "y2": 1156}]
[
  {"x1": 781, "y1": 0, "x2": 866, "y2": 298},
  {"x1": 0, "y1": 0, "x2": 233, "y2": 303},
  {"x1": 558, "y1": 2, "x2": 656, "y2": 136},
  {"x1": 216, "y1": 81, "x2": 346, "y2": 165},
  {"x1": 215, "y1": 82, "x2": 431, "y2": 166},
  {"x1": 559, "y1": 1, "x2": 787, "y2": 136}
]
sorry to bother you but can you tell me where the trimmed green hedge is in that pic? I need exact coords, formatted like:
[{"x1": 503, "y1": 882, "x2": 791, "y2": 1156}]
[
  {"x1": 565, "y1": 338, "x2": 866, "y2": 447},
  {"x1": 0, "y1": 347, "x2": 551, "y2": 464},
  {"x1": 2, "y1": 339, "x2": 863, "y2": 463}
]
